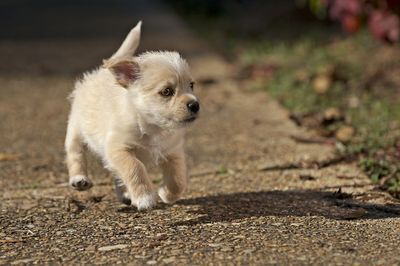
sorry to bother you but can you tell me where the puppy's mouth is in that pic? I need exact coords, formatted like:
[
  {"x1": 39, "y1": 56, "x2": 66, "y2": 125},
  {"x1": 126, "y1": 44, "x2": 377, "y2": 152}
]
[{"x1": 181, "y1": 116, "x2": 197, "y2": 123}]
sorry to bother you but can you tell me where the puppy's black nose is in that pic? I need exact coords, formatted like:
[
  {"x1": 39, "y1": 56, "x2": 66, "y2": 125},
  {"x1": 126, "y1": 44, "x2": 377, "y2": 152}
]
[{"x1": 187, "y1": 100, "x2": 200, "y2": 114}]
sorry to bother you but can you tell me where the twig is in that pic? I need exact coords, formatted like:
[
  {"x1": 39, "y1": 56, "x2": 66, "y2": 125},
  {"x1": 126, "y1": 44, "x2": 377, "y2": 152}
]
[
  {"x1": 189, "y1": 169, "x2": 219, "y2": 177},
  {"x1": 290, "y1": 135, "x2": 335, "y2": 145},
  {"x1": 257, "y1": 163, "x2": 299, "y2": 171},
  {"x1": 258, "y1": 155, "x2": 350, "y2": 172}
]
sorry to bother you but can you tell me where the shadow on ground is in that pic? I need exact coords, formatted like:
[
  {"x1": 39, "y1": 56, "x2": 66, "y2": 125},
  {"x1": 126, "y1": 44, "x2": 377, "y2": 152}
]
[{"x1": 169, "y1": 190, "x2": 400, "y2": 225}]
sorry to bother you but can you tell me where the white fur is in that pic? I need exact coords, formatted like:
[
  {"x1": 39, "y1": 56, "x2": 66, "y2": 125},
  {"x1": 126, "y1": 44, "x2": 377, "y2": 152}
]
[
  {"x1": 69, "y1": 175, "x2": 93, "y2": 191},
  {"x1": 110, "y1": 21, "x2": 142, "y2": 61},
  {"x1": 65, "y1": 22, "x2": 197, "y2": 210},
  {"x1": 134, "y1": 193, "x2": 158, "y2": 211},
  {"x1": 158, "y1": 186, "x2": 174, "y2": 204}
]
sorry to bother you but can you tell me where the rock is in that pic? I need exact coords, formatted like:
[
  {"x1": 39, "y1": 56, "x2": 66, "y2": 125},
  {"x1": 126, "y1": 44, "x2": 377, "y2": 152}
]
[
  {"x1": 348, "y1": 96, "x2": 360, "y2": 108},
  {"x1": 335, "y1": 126, "x2": 355, "y2": 142},
  {"x1": 162, "y1": 257, "x2": 176, "y2": 264},
  {"x1": 11, "y1": 258, "x2": 35, "y2": 265},
  {"x1": 98, "y1": 244, "x2": 128, "y2": 251},
  {"x1": 313, "y1": 74, "x2": 331, "y2": 94},
  {"x1": 146, "y1": 260, "x2": 157, "y2": 265},
  {"x1": 323, "y1": 107, "x2": 343, "y2": 122}
]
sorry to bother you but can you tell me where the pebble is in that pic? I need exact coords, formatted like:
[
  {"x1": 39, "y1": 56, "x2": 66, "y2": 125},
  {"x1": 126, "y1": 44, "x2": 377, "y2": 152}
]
[
  {"x1": 335, "y1": 126, "x2": 355, "y2": 142},
  {"x1": 98, "y1": 244, "x2": 128, "y2": 251},
  {"x1": 86, "y1": 245, "x2": 96, "y2": 252},
  {"x1": 163, "y1": 257, "x2": 176, "y2": 264}
]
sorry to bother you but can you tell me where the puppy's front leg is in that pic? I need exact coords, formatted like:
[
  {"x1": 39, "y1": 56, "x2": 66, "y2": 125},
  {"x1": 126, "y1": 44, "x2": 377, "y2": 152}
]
[
  {"x1": 106, "y1": 144, "x2": 156, "y2": 210},
  {"x1": 159, "y1": 147, "x2": 187, "y2": 204}
]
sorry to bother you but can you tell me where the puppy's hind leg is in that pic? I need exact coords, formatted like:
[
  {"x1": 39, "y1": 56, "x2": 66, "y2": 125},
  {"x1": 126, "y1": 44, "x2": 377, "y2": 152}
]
[
  {"x1": 158, "y1": 147, "x2": 187, "y2": 204},
  {"x1": 65, "y1": 118, "x2": 93, "y2": 191}
]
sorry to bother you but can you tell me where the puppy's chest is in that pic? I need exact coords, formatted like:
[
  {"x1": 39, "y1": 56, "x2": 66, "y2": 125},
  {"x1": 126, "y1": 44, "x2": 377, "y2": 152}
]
[{"x1": 134, "y1": 134, "x2": 173, "y2": 165}]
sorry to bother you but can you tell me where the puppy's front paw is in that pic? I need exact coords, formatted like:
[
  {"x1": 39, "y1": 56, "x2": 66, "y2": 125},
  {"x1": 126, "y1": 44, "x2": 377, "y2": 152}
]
[
  {"x1": 69, "y1": 175, "x2": 93, "y2": 191},
  {"x1": 133, "y1": 193, "x2": 157, "y2": 211},
  {"x1": 158, "y1": 186, "x2": 181, "y2": 204}
]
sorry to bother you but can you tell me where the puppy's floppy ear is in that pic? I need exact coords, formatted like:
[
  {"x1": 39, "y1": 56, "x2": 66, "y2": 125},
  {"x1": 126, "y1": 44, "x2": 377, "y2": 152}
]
[
  {"x1": 110, "y1": 21, "x2": 142, "y2": 60},
  {"x1": 105, "y1": 60, "x2": 140, "y2": 88}
]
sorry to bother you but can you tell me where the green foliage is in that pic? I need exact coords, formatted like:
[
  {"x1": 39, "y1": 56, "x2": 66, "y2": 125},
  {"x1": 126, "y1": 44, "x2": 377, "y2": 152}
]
[
  {"x1": 240, "y1": 32, "x2": 400, "y2": 193},
  {"x1": 359, "y1": 157, "x2": 391, "y2": 183}
]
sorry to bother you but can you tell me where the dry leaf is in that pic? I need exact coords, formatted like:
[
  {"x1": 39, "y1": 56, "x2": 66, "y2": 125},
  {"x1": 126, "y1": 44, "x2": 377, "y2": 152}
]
[{"x1": 0, "y1": 153, "x2": 20, "y2": 161}]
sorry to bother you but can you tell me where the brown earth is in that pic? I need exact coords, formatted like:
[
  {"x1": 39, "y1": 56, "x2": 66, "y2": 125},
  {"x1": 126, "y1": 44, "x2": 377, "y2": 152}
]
[{"x1": 1, "y1": 1, "x2": 400, "y2": 265}]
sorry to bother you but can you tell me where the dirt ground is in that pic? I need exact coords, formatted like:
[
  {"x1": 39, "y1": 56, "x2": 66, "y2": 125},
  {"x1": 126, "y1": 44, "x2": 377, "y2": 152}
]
[{"x1": 1, "y1": 1, "x2": 400, "y2": 265}]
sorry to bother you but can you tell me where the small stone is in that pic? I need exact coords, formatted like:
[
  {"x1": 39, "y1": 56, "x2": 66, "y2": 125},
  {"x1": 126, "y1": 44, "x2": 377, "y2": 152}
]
[
  {"x1": 313, "y1": 74, "x2": 331, "y2": 94},
  {"x1": 146, "y1": 260, "x2": 157, "y2": 265},
  {"x1": 290, "y1": 223, "x2": 302, "y2": 227},
  {"x1": 243, "y1": 249, "x2": 254, "y2": 253},
  {"x1": 335, "y1": 126, "x2": 355, "y2": 142},
  {"x1": 208, "y1": 243, "x2": 222, "y2": 247},
  {"x1": 323, "y1": 107, "x2": 343, "y2": 121},
  {"x1": 348, "y1": 96, "x2": 360, "y2": 108},
  {"x1": 98, "y1": 244, "x2": 128, "y2": 251},
  {"x1": 11, "y1": 258, "x2": 35, "y2": 265},
  {"x1": 86, "y1": 245, "x2": 96, "y2": 252},
  {"x1": 162, "y1": 257, "x2": 176, "y2": 264}
]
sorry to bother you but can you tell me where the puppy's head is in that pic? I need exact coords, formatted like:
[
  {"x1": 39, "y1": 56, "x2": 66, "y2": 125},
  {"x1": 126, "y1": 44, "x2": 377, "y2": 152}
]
[{"x1": 103, "y1": 22, "x2": 199, "y2": 130}]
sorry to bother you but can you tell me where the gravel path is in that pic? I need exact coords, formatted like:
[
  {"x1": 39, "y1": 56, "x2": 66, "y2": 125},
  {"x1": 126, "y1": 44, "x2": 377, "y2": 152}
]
[{"x1": 1, "y1": 1, "x2": 400, "y2": 265}]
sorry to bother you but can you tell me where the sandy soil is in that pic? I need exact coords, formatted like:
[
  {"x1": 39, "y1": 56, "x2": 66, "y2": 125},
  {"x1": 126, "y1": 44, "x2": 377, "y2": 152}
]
[{"x1": 1, "y1": 1, "x2": 400, "y2": 265}]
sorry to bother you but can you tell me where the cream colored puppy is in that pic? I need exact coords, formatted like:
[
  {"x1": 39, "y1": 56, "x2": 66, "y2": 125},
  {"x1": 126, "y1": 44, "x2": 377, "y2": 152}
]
[{"x1": 65, "y1": 21, "x2": 199, "y2": 210}]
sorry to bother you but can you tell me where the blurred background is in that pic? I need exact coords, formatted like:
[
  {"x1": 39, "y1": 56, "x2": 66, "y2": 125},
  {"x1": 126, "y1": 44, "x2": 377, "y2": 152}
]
[
  {"x1": 3, "y1": 2, "x2": 400, "y2": 264},
  {"x1": 0, "y1": 0, "x2": 399, "y2": 196},
  {"x1": 167, "y1": 0, "x2": 400, "y2": 197}
]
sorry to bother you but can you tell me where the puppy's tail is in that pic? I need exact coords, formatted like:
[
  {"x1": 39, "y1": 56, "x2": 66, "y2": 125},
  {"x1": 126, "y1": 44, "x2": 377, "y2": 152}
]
[{"x1": 104, "y1": 21, "x2": 142, "y2": 66}]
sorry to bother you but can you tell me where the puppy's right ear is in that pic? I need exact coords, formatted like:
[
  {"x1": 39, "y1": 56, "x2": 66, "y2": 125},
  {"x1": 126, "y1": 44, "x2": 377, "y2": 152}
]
[{"x1": 105, "y1": 60, "x2": 140, "y2": 88}]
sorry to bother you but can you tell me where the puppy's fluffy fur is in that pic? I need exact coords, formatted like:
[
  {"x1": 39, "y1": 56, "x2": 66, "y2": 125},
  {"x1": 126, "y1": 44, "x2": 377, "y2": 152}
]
[{"x1": 65, "y1": 22, "x2": 199, "y2": 210}]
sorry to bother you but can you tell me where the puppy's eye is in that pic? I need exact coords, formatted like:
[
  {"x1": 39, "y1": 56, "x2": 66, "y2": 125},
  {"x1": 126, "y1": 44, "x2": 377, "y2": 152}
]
[
  {"x1": 160, "y1": 87, "x2": 175, "y2": 97},
  {"x1": 190, "y1": 82, "x2": 195, "y2": 90}
]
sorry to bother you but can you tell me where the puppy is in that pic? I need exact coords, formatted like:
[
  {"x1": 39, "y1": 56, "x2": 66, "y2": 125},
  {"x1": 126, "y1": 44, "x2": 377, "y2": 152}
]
[{"x1": 65, "y1": 21, "x2": 199, "y2": 210}]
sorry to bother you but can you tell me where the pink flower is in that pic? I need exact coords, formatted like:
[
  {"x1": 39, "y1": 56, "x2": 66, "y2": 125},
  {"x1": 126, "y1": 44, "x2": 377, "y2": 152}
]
[
  {"x1": 329, "y1": 0, "x2": 362, "y2": 20},
  {"x1": 369, "y1": 10, "x2": 400, "y2": 43}
]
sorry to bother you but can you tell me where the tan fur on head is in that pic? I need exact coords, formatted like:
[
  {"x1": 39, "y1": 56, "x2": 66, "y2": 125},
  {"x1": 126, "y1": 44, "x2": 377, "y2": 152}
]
[{"x1": 65, "y1": 21, "x2": 199, "y2": 211}]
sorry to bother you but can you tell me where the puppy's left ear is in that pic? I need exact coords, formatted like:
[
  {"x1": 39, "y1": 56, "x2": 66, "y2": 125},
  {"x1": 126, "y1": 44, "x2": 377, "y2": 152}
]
[
  {"x1": 110, "y1": 21, "x2": 142, "y2": 61},
  {"x1": 106, "y1": 60, "x2": 140, "y2": 88}
]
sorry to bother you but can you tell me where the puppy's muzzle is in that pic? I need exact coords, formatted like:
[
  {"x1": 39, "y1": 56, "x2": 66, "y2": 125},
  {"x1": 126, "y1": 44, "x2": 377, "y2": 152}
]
[{"x1": 187, "y1": 100, "x2": 200, "y2": 114}]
